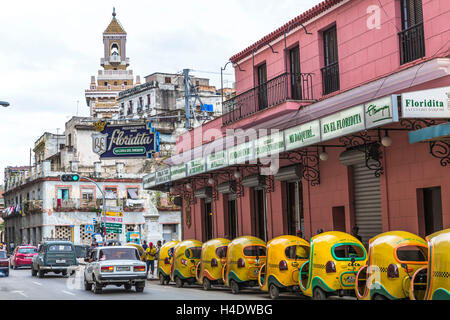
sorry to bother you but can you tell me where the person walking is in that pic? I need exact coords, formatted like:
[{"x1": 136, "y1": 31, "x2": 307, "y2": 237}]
[
  {"x1": 142, "y1": 240, "x2": 148, "y2": 251},
  {"x1": 145, "y1": 242, "x2": 157, "y2": 278}
]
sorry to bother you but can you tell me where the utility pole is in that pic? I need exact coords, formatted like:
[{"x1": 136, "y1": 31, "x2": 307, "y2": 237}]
[{"x1": 183, "y1": 69, "x2": 191, "y2": 130}]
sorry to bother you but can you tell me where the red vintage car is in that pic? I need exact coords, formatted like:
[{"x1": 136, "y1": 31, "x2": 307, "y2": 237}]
[{"x1": 10, "y1": 246, "x2": 38, "y2": 269}]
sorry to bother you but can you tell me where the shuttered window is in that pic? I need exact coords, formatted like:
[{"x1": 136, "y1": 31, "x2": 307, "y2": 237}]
[{"x1": 401, "y1": 0, "x2": 423, "y2": 30}]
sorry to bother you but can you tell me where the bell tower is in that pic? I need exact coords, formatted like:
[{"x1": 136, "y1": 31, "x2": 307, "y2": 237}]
[{"x1": 101, "y1": 7, "x2": 129, "y2": 70}]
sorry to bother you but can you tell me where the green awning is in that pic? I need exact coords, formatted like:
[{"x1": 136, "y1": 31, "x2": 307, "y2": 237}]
[{"x1": 409, "y1": 122, "x2": 450, "y2": 144}]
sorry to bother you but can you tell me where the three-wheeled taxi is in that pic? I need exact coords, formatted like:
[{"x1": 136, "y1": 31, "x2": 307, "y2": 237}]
[
  {"x1": 299, "y1": 231, "x2": 367, "y2": 300},
  {"x1": 196, "y1": 238, "x2": 230, "y2": 290},
  {"x1": 170, "y1": 239, "x2": 203, "y2": 288},
  {"x1": 410, "y1": 229, "x2": 450, "y2": 300},
  {"x1": 157, "y1": 240, "x2": 179, "y2": 285},
  {"x1": 258, "y1": 235, "x2": 310, "y2": 299},
  {"x1": 354, "y1": 231, "x2": 428, "y2": 300},
  {"x1": 222, "y1": 236, "x2": 267, "y2": 294},
  {"x1": 126, "y1": 243, "x2": 146, "y2": 262}
]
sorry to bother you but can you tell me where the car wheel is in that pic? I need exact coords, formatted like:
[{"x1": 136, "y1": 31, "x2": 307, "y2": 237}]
[
  {"x1": 62, "y1": 271, "x2": 68, "y2": 277},
  {"x1": 175, "y1": 276, "x2": 184, "y2": 288},
  {"x1": 38, "y1": 267, "x2": 45, "y2": 279},
  {"x1": 5, "y1": 271, "x2": 9, "y2": 277},
  {"x1": 31, "y1": 266, "x2": 37, "y2": 277},
  {"x1": 135, "y1": 282, "x2": 145, "y2": 293},
  {"x1": 269, "y1": 284, "x2": 280, "y2": 300},
  {"x1": 13, "y1": 264, "x2": 17, "y2": 270},
  {"x1": 84, "y1": 279, "x2": 93, "y2": 291},
  {"x1": 374, "y1": 294, "x2": 387, "y2": 300},
  {"x1": 203, "y1": 278, "x2": 211, "y2": 291},
  {"x1": 313, "y1": 287, "x2": 327, "y2": 300},
  {"x1": 93, "y1": 279, "x2": 102, "y2": 294},
  {"x1": 124, "y1": 283, "x2": 132, "y2": 291},
  {"x1": 230, "y1": 280, "x2": 240, "y2": 294},
  {"x1": 159, "y1": 273, "x2": 166, "y2": 285}
]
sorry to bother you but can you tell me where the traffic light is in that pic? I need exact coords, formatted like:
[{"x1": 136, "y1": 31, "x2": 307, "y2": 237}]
[{"x1": 60, "y1": 174, "x2": 80, "y2": 182}]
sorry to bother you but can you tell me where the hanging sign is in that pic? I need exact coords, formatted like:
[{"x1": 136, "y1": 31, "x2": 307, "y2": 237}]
[
  {"x1": 155, "y1": 168, "x2": 171, "y2": 185},
  {"x1": 255, "y1": 132, "x2": 285, "y2": 158},
  {"x1": 401, "y1": 86, "x2": 450, "y2": 118},
  {"x1": 284, "y1": 120, "x2": 321, "y2": 151},
  {"x1": 228, "y1": 141, "x2": 254, "y2": 165},
  {"x1": 143, "y1": 172, "x2": 156, "y2": 189},
  {"x1": 170, "y1": 164, "x2": 187, "y2": 181},
  {"x1": 187, "y1": 158, "x2": 206, "y2": 176},
  {"x1": 320, "y1": 105, "x2": 365, "y2": 142},
  {"x1": 206, "y1": 150, "x2": 228, "y2": 170}
]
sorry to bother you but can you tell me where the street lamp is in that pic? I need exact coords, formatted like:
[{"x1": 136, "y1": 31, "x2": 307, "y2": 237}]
[{"x1": 0, "y1": 101, "x2": 10, "y2": 107}]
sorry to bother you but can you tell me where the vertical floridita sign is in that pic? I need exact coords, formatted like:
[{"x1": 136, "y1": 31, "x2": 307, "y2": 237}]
[
  {"x1": 401, "y1": 86, "x2": 450, "y2": 118},
  {"x1": 92, "y1": 120, "x2": 160, "y2": 159}
]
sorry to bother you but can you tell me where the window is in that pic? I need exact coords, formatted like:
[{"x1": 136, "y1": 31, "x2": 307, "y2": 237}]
[
  {"x1": 105, "y1": 187, "x2": 118, "y2": 199},
  {"x1": 18, "y1": 248, "x2": 37, "y2": 254},
  {"x1": 396, "y1": 245, "x2": 428, "y2": 262},
  {"x1": 321, "y1": 25, "x2": 340, "y2": 95},
  {"x1": 99, "y1": 248, "x2": 139, "y2": 261},
  {"x1": 127, "y1": 188, "x2": 139, "y2": 199},
  {"x1": 185, "y1": 247, "x2": 202, "y2": 259},
  {"x1": 243, "y1": 245, "x2": 266, "y2": 257},
  {"x1": 215, "y1": 246, "x2": 228, "y2": 259},
  {"x1": 48, "y1": 245, "x2": 73, "y2": 252},
  {"x1": 0, "y1": 251, "x2": 6, "y2": 258},
  {"x1": 57, "y1": 188, "x2": 70, "y2": 200},
  {"x1": 110, "y1": 43, "x2": 120, "y2": 56},
  {"x1": 285, "y1": 245, "x2": 310, "y2": 260},
  {"x1": 399, "y1": 0, "x2": 425, "y2": 64},
  {"x1": 333, "y1": 244, "x2": 365, "y2": 260},
  {"x1": 81, "y1": 188, "x2": 94, "y2": 202},
  {"x1": 165, "y1": 77, "x2": 172, "y2": 84},
  {"x1": 147, "y1": 94, "x2": 151, "y2": 106}
]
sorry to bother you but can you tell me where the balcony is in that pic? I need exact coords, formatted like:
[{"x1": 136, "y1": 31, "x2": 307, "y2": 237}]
[
  {"x1": 321, "y1": 62, "x2": 340, "y2": 95},
  {"x1": 24, "y1": 200, "x2": 44, "y2": 215},
  {"x1": 399, "y1": 22, "x2": 425, "y2": 65},
  {"x1": 222, "y1": 72, "x2": 313, "y2": 126},
  {"x1": 53, "y1": 199, "x2": 98, "y2": 212},
  {"x1": 123, "y1": 198, "x2": 145, "y2": 212}
]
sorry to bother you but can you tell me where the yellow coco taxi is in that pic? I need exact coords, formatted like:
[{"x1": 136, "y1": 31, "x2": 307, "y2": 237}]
[
  {"x1": 355, "y1": 231, "x2": 428, "y2": 300},
  {"x1": 258, "y1": 235, "x2": 310, "y2": 299},
  {"x1": 410, "y1": 229, "x2": 450, "y2": 300},
  {"x1": 299, "y1": 231, "x2": 367, "y2": 300},
  {"x1": 222, "y1": 236, "x2": 267, "y2": 294},
  {"x1": 195, "y1": 238, "x2": 230, "y2": 290},
  {"x1": 157, "y1": 240, "x2": 179, "y2": 285},
  {"x1": 126, "y1": 243, "x2": 146, "y2": 262},
  {"x1": 170, "y1": 239, "x2": 203, "y2": 288}
]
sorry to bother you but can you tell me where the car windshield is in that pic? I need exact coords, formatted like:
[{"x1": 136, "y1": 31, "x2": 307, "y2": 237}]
[
  {"x1": 333, "y1": 244, "x2": 365, "y2": 260},
  {"x1": 0, "y1": 251, "x2": 6, "y2": 259},
  {"x1": 285, "y1": 245, "x2": 310, "y2": 260},
  {"x1": 48, "y1": 245, "x2": 73, "y2": 252},
  {"x1": 186, "y1": 247, "x2": 202, "y2": 259},
  {"x1": 18, "y1": 248, "x2": 37, "y2": 254},
  {"x1": 215, "y1": 246, "x2": 228, "y2": 258},
  {"x1": 396, "y1": 245, "x2": 428, "y2": 262},
  {"x1": 99, "y1": 248, "x2": 139, "y2": 261},
  {"x1": 243, "y1": 245, "x2": 266, "y2": 257}
]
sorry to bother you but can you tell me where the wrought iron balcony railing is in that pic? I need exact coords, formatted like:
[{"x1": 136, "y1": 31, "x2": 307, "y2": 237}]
[
  {"x1": 399, "y1": 22, "x2": 425, "y2": 65},
  {"x1": 321, "y1": 62, "x2": 340, "y2": 95},
  {"x1": 222, "y1": 72, "x2": 313, "y2": 126}
]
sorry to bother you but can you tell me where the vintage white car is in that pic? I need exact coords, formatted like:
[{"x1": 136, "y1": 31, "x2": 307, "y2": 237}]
[{"x1": 83, "y1": 246, "x2": 147, "y2": 294}]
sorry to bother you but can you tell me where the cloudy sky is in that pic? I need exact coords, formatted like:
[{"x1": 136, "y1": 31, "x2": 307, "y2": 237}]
[{"x1": 0, "y1": 0, "x2": 323, "y2": 184}]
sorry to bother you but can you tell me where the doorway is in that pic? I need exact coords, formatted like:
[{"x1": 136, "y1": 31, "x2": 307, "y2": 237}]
[
  {"x1": 286, "y1": 181, "x2": 304, "y2": 237},
  {"x1": 422, "y1": 187, "x2": 443, "y2": 236},
  {"x1": 203, "y1": 199, "x2": 213, "y2": 241},
  {"x1": 227, "y1": 195, "x2": 238, "y2": 239},
  {"x1": 253, "y1": 188, "x2": 268, "y2": 241},
  {"x1": 257, "y1": 63, "x2": 268, "y2": 110}
]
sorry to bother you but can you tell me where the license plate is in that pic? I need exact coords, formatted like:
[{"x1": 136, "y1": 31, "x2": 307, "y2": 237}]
[
  {"x1": 346, "y1": 276, "x2": 355, "y2": 283},
  {"x1": 56, "y1": 259, "x2": 66, "y2": 264},
  {"x1": 116, "y1": 266, "x2": 130, "y2": 271}
]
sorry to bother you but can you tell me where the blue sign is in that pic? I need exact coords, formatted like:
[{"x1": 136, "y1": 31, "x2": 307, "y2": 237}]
[
  {"x1": 92, "y1": 120, "x2": 160, "y2": 159},
  {"x1": 85, "y1": 225, "x2": 94, "y2": 234}
]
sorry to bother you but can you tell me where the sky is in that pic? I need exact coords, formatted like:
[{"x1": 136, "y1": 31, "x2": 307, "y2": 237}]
[{"x1": 0, "y1": 0, "x2": 323, "y2": 184}]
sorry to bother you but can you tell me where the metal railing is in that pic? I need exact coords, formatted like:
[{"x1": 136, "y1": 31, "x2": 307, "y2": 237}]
[
  {"x1": 222, "y1": 72, "x2": 313, "y2": 126},
  {"x1": 399, "y1": 22, "x2": 425, "y2": 65},
  {"x1": 321, "y1": 62, "x2": 340, "y2": 95}
]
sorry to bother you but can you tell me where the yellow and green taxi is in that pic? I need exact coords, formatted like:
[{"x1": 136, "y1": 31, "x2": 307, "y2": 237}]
[
  {"x1": 299, "y1": 231, "x2": 367, "y2": 300},
  {"x1": 222, "y1": 236, "x2": 266, "y2": 294},
  {"x1": 170, "y1": 239, "x2": 203, "y2": 288},
  {"x1": 157, "y1": 240, "x2": 179, "y2": 285},
  {"x1": 354, "y1": 231, "x2": 428, "y2": 300},
  {"x1": 410, "y1": 229, "x2": 450, "y2": 300},
  {"x1": 196, "y1": 238, "x2": 230, "y2": 290},
  {"x1": 258, "y1": 235, "x2": 310, "y2": 299}
]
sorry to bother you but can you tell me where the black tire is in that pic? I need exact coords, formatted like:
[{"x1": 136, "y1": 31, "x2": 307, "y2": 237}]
[
  {"x1": 93, "y1": 277, "x2": 102, "y2": 294},
  {"x1": 175, "y1": 276, "x2": 184, "y2": 288},
  {"x1": 203, "y1": 277, "x2": 211, "y2": 291},
  {"x1": 313, "y1": 287, "x2": 327, "y2": 300},
  {"x1": 84, "y1": 279, "x2": 93, "y2": 291},
  {"x1": 135, "y1": 282, "x2": 145, "y2": 293},
  {"x1": 269, "y1": 284, "x2": 280, "y2": 300},
  {"x1": 13, "y1": 264, "x2": 17, "y2": 270},
  {"x1": 159, "y1": 273, "x2": 165, "y2": 285},
  {"x1": 62, "y1": 271, "x2": 68, "y2": 277},
  {"x1": 124, "y1": 283, "x2": 132, "y2": 291},
  {"x1": 230, "y1": 280, "x2": 240, "y2": 294},
  {"x1": 38, "y1": 267, "x2": 45, "y2": 278},
  {"x1": 5, "y1": 271, "x2": 9, "y2": 277},
  {"x1": 31, "y1": 266, "x2": 37, "y2": 277},
  {"x1": 164, "y1": 278, "x2": 170, "y2": 285},
  {"x1": 374, "y1": 294, "x2": 387, "y2": 300}
]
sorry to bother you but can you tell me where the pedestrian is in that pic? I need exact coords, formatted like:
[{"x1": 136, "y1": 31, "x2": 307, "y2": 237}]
[
  {"x1": 145, "y1": 242, "x2": 157, "y2": 278},
  {"x1": 142, "y1": 240, "x2": 148, "y2": 251},
  {"x1": 9, "y1": 242, "x2": 14, "y2": 254},
  {"x1": 155, "y1": 240, "x2": 162, "y2": 261},
  {"x1": 351, "y1": 225, "x2": 363, "y2": 242}
]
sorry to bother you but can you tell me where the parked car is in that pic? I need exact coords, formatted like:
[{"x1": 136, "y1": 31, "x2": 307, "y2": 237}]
[
  {"x1": 196, "y1": 238, "x2": 230, "y2": 290},
  {"x1": 31, "y1": 240, "x2": 78, "y2": 278},
  {"x1": 83, "y1": 246, "x2": 147, "y2": 294},
  {"x1": 10, "y1": 246, "x2": 38, "y2": 269},
  {"x1": 0, "y1": 250, "x2": 9, "y2": 277}
]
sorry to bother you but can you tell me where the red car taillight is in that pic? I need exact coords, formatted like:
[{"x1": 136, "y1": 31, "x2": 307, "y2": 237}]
[
  {"x1": 164, "y1": 257, "x2": 171, "y2": 265},
  {"x1": 211, "y1": 258, "x2": 218, "y2": 267},
  {"x1": 133, "y1": 266, "x2": 146, "y2": 272},
  {"x1": 279, "y1": 260, "x2": 288, "y2": 271},
  {"x1": 181, "y1": 259, "x2": 188, "y2": 266},
  {"x1": 387, "y1": 264, "x2": 399, "y2": 278},
  {"x1": 237, "y1": 258, "x2": 245, "y2": 268},
  {"x1": 0, "y1": 261, "x2": 8, "y2": 267},
  {"x1": 326, "y1": 261, "x2": 336, "y2": 273},
  {"x1": 101, "y1": 266, "x2": 114, "y2": 273}
]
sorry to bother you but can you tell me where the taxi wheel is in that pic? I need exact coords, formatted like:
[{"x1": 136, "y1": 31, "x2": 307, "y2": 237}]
[
  {"x1": 124, "y1": 283, "x2": 132, "y2": 291},
  {"x1": 84, "y1": 279, "x2": 93, "y2": 291},
  {"x1": 31, "y1": 267, "x2": 37, "y2": 277},
  {"x1": 373, "y1": 294, "x2": 387, "y2": 300},
  {"x1": 269, "y1": 284, "x2": 280, "y2": 300},
  {"x1": 230, "y1": 280, "x2": 240, "y2": 294},
  {"x1": 203, "y1": 278, "x2": 211, "y2": 291},
  {"x1": 135, "y1": 282, "x2": 145, "y2": 293},
  {"x1": 313, "y1": 287, "x2": 327, "y2": 300},
  {"x1": 175, "y1": 277, "x2": 184, "y2": 288},
  {"x1": 38, "y1": 267, "x2": 45, "y2": 279},
  {"x1": 159, "y1": 273, "x2": 165, "y2": 285}
]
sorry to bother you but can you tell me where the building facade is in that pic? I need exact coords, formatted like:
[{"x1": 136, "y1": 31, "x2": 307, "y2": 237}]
[{"x1": 145, "y1": 0, "x2": 450, "y2": 246}]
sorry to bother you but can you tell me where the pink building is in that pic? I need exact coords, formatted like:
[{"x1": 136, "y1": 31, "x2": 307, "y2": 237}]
[{"x1": 146, "y1": 0, "x2": 450, "y2": 245}]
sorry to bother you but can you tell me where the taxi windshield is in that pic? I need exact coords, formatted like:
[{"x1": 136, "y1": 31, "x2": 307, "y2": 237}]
[
  {"x1": 243, "y1": 245, "x2": 266, "y2": 257},
  {"x1": 186, "y1": 247, "x2": 202, "y2": 259},
  {"x1": 215, "y1": 246, "x2": 228, "y2": 258},
  {"x1": 396, "y1": 245, "x2": 428, "y2": 262},
  {"x1": 99, "y1": 248, "x2": 139, "y2": 261},
  {"x1": 285, "y1": 245, "x2": 310, "y2": 260},
  {"x1": 333, "y1": 244, "x2": 365, "y2": 260}
]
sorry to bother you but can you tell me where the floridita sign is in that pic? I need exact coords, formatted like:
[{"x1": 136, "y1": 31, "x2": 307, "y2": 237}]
[
  {"x1": 92, "y1": 121, "x2": 160, "y2": 159},
  {"x1": 401, "y1": 86, "x2": 450, "y2": 118}
]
